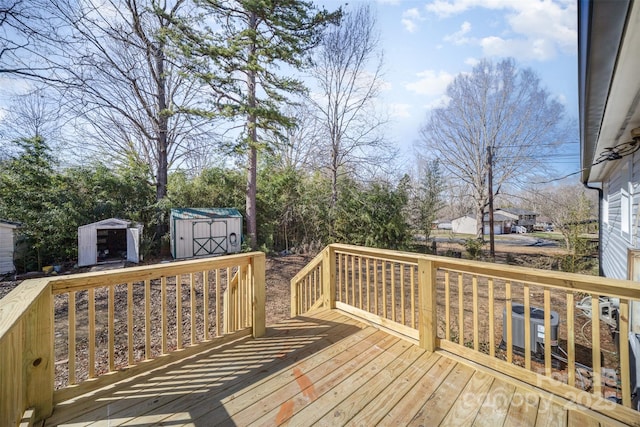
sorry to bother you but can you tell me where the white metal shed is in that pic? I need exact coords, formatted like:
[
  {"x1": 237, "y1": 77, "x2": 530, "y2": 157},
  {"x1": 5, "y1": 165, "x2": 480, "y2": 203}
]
[
  {"x1": 170, "y1": 208, "x2": 242, "y2": 259},
  {"x1": 0, "y1": 220, "x2": 20, "y2": 274},
  {"x1": 78, "y1": 218, "x2": 143, "y2": 267}
]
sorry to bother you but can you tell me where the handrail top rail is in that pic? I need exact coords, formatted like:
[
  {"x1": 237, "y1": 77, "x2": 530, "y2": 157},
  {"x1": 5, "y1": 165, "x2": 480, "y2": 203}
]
[
  {"x1": 290, "y1": 251, "x2": 324, "y2": 284},
  {"x1": 329, "y1": 243, "x2": 640, "y2": 299},
  {"x1": 50, "y1": 251, "x2": 265, "y2": 293},
  {"x1": 0, "y1": 277, "x2": 50, "y2": 339}
]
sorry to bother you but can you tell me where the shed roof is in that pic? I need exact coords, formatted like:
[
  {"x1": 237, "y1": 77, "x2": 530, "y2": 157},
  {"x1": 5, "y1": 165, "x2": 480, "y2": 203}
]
[
  {"x1": 0, "y1": 219, "x2": 21, "y2": 229},
  {"x1": 78, "y1": 218, "x2": 138, "y2": 230},
  {"x1": 171, "y1": 208, "x2": 242, "y2": 220}
]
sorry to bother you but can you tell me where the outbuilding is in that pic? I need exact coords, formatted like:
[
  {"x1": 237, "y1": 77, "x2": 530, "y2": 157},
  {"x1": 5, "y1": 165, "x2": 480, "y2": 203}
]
[
  {"x1": 0, "y1": 220, "x2": 20, "y2": 274},
  {"x1": 170, "y1": 208, "x2": 242, "y2": 259},
  {"x1": 78, "y1": 218, "x2": 143, "y2": 267}
]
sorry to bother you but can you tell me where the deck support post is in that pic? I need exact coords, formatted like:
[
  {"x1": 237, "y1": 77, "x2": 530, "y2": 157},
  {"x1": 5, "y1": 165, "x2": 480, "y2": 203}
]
[
  {"x1": 322, "y1": 245, "x2": 336, "y2": 310},
  {"x1": 418, "y1": 258, "x2": 438, "y2": 352},
  {"x1": 251, "y1": 253, "x2": 266, "y2": 338}
]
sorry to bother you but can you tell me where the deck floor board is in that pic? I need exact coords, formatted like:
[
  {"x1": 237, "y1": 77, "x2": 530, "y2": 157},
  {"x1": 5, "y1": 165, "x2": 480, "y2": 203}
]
[{"x1": 45, "y1": 310, "x2": 619, "y2": 427}]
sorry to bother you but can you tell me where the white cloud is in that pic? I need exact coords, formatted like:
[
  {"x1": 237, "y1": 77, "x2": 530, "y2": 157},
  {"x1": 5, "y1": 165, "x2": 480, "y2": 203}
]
[
  {"x1": 444, "y1": 21, "x2": 472, "y2": 45},
  {"x1": 378, "y1": 0, "x2": 402, "y2": 4},
  {"x1": 389, "y1": 103, "x2": 412, "y2": 118},
  {"x1": 405, "y1": 70, "x2": 454, "y2": 96},
  {"x1": 464, "y1": 57, "x2": 479, "y2": 66},
  {"x1": 401, "y1": 8, "x2": 425, "y2": 33},
  {"x1": 425, "y1": 0, "x2": 577, "y2": 61}
]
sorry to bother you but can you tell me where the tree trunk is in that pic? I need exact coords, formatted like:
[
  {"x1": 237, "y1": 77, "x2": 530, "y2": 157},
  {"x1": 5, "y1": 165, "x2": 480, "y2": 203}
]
[
  {"x1": 246, "y1": 11, "x2": 258, "y2": 250},
  {"x1": 155, "y1": 42, "x2": 169, "y2": 239}
]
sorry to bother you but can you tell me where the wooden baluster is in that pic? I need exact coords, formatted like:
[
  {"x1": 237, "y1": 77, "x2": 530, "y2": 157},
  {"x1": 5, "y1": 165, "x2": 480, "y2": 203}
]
[
  {"x1": 373, "y1": 259, "x2": 378, "y2": 315},
  {"x1": 473, "y1": 275, "x2": 479, "y2": 352},
  {"x1": 400, "y1": 264, "x2": 405, "y2": 325},
  {"x1": 458, "y1": 273, "x2": 464, "y2": 346},
  {"x1": 216, "y1": 269, "x2": 222, "y2": 337},
  {"x1": 88, "y1": 288, "x2": 95, "y2": 378},
  {"x1": 566, "y1": 292, "x2": 575, "y2": 388},
  {"x1": 382, "y1": 261, "x2": 387, "y2": 319},
  {"x1": 365, "y1": 258, "x2": 371, "y2": 312},
  {"x1": 545, "y1": 290, "x2": 553, "y2": 378},
  {"x1": 68, "y1": 291, "x2": 76, "y2": 385},
  {"x1": 351, "y1": 255, "x2": 356, "y2": 307},
  {"x1": 203, "y1": 271, "x2": 209, "y2": 341},
  {"x1": 176, "y1": 275, "x2": 182, "y2": 350},
  {"x1": 506, "y1": 281, "x2": 512, "y2": 363},
  {"x1": 190, "y1": 273, "x2": 196, "y2": 345},
  {"x1": 411, "y1": 266, "x2": 416, "y2": 329},
  {"x1": 590, "y1": 294, "x2": 601, "y2": 394},
  {"x1": 127, "y1": 282, "x2": 134, "y2": 365},
  {"x1": 338, "y1": 254, "x2": 343, "y2": 303},
  {"x1": 161, "y1": 277, "x2": 167, "y2": 354},
  {"x1": 524, "y1": 283, "x2": 531, "y2": 370},
  {"x1": 358, "y1": 257, "x2": 363, "y2": 309},
  {"x1": 145, "y1": 279, "x2": 151, "y2": 359},
  {"x1": 108, "y1": 284, "x2": 115, "y2": 372},
  {"x1": 488, "y1": 278, "x2": 495, "y2": 357},
  {"x1": 391, "y1": 263, "x2": 396, "y2": 322}
]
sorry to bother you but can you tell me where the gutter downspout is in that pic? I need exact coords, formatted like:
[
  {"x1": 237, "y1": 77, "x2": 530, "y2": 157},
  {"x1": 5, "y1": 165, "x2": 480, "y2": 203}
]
[{"x1": 583, "y1": 181, "x2": 604, "y2": 277}]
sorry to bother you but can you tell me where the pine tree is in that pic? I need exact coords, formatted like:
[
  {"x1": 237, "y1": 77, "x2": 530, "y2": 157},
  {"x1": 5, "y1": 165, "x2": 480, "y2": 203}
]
[{"x1": 172, "y1": 0, "x2": 340, "y2": 249}]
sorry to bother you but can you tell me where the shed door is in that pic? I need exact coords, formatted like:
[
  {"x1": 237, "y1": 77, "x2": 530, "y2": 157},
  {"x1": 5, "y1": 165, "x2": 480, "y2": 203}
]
[
  {"x1": 126, "y1": 228, "x2": 140, "y2": 263},
  {"x1": 192, "y1": 220, "x2": 228, "y2": 256}
]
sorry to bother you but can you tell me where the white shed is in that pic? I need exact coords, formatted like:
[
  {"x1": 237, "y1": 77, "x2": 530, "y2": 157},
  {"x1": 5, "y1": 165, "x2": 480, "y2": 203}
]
[
  {"x1": 170, "y1": 208, "x2": 242, "y2": 259},
  {"x1": 451, "y1": 215, "x2": 477, "y2": 235},
  {"x1": 78, "y1": 218, "x2": 143, "y2": 267},
  {"x1": 0, "y1": 220, "x2": 20, "y2": 274}
]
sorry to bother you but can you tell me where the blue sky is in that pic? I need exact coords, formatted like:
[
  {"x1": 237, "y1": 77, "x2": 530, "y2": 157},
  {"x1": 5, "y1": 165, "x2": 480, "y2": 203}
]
[{"x1": 317, "y1": 0, "x2": 579, "y2": 175}]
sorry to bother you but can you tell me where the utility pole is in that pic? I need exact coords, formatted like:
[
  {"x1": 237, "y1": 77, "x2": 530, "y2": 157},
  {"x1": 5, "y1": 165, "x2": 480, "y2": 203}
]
[{"x1": 488, "y1": 146, "x2": 495, "y2": 260}]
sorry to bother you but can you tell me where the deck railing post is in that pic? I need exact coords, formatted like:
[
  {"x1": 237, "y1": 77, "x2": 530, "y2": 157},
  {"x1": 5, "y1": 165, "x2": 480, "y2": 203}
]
[
  {"x1": 418, "y1": 258, "x2": 438, "y2": 352},
  {"x1": 322, "y1": 245, "x2": 336, "y2": 310},
  {"x1": 251, "y1": 253, "x2": 266, "y2": 338},
  {"x1": 26, "y1": 283, "x2": 54, "y2": 422}
]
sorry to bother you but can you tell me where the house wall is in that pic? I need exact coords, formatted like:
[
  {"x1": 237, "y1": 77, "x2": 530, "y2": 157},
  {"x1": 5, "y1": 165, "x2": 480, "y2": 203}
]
[
  {"x1": 601, "y1": 156, "x2": 637, "y2": 280},
  {"x1": 452, "y1": 216, "x2": 477, "y2": 235},
  {"x1": 0, "y1": 224, "x2": 16, "y2": 274}
]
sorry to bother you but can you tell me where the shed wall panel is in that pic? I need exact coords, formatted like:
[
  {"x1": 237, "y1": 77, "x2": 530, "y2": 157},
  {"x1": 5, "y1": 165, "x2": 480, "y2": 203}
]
[{"x1": 0, "y1": 226, "x2": 16, "y2": 274}]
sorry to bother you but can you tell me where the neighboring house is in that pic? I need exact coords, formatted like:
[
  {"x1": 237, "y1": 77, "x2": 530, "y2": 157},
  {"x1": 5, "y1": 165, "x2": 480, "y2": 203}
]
[
  {"x1": 451, "y1": 212, "x2": 520, "y2": 235},
  {"x1": 579, "y1": 0, "x2": 640, "y2": 410},
  {"x1": 432, "y1": 219, "x2": 452, "y2": 230},
  {"x1": 496, "y1": 208, "x2": 537, "y2": 232},
  {"x1": 0, "y1": 220, "x2": 20, "y2": 275},
  {"x1": 451, "y1": 215, "x2": 476, "y2": 235},
  {"x1": 482, "y1": 212, "x2": 512, "y2": 235}
]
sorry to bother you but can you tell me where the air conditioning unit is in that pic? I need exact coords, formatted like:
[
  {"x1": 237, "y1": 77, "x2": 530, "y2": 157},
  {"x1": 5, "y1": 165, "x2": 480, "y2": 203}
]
[{"x1": 502, "y1": 303, "x2": 559, "y2": 357}]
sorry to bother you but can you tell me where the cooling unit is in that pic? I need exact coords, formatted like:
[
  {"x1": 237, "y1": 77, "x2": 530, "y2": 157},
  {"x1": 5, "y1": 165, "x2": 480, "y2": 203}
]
[{"x1": 502, "y1": 303, "x2": 559, "y2": 357}]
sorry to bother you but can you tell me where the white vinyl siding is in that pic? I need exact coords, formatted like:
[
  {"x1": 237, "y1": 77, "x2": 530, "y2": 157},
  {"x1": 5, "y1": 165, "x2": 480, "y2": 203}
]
[{"x1": 603, "y1": 184, "x2": 609, "y2": 225}]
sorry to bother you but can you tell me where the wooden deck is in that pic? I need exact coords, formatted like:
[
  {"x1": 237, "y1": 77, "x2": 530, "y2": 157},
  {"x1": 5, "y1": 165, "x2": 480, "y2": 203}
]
[{"x1": 45, "y1": 310, "x2": 624, "y2": 427}]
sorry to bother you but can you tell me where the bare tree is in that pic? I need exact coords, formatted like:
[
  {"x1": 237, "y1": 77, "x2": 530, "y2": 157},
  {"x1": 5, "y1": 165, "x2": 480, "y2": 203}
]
[
  {"x1": 310, "y1": 4, "x2": 393, "y2": 235},
  {"x1": 419, "y1": 58, "x2": 567, "y2": 237},
  {"x1": 51, "y1": 0, "x2": 220, "y2": 207},
  {"x1": 268, "y1": 100, "x2": 324, "y2": 171},
  {"x1": 0, "y1": 87, "x2": 62, "y2": 142}
]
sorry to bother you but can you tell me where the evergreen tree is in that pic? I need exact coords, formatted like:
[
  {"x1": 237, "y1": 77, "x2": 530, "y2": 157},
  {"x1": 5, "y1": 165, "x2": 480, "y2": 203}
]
[{"x1": 172, "y1": 0, "x2": 340, "y2": 249}]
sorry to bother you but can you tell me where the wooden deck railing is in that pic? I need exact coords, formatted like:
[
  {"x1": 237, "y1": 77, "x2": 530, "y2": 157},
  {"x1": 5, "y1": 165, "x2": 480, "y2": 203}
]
[
  {"x1": 292, "y1": 244, "x2": 640, "y2": 425},
  {"x1": 0, "y1": 251, "x2": 265, "y2": 427}
]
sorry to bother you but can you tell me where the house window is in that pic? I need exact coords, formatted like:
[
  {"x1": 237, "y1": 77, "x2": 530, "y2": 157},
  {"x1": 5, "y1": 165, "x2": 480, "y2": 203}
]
[{"x1": 622, "y1": 189, "x2": 630, "y2": 237}]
